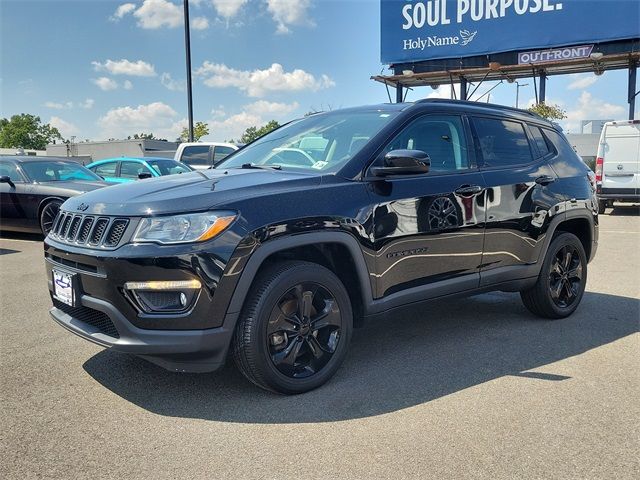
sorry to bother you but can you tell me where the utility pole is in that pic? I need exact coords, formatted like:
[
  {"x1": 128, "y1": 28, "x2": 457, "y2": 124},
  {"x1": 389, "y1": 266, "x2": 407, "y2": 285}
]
[
  {"x1": 515, "y1": 81, "x2": 529, "y2": 109},
  {"x1": 183, "y1": 0, "x2": 194, "y2": 142}
]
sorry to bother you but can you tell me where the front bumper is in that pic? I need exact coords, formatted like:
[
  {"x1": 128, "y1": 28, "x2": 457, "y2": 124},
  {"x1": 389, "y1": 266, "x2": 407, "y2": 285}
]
[
  {"x1": 44, "y1": 229, "x2": 246, "y2": 372},
  {"x1": 49, "y1": 292, "x2": 237, "y2": 372}
]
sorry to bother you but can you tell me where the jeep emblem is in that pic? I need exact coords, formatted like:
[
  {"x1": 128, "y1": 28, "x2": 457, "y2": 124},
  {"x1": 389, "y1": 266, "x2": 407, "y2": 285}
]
[{"x1": 77, "y1": 203, "x2": 89, "y2": 211}]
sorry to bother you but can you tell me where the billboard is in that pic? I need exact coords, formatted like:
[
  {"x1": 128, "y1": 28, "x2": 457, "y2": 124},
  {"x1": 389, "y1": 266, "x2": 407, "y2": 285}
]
[{"x1": 381, "y1": 0, "x2": 640, "y2": 64}]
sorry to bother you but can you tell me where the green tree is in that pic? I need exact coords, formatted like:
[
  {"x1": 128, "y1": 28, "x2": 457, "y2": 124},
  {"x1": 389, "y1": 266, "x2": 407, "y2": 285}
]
[
  {"x1": 0, "y1": 114, "x2": 63, "y2": 149},
  {"x1": 239, "y1": 120, "x2": 280, "y2": 144},
  {"x1": 179, "y1": 121, "x2": 210, "y2": 142},
  {"x1": 528, "y1": 103, "x2": 567, "y2": 121}
]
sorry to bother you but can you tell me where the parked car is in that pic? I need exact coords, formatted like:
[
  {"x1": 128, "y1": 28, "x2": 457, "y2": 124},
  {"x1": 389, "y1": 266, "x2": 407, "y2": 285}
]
[
  {"x1": 0, "y1": 156, "x2": 108, "y2": 234},
  {"x1": 86, "y1": 157, "x2": 193, "y2": 183},
  {"x1": 45, "y1": 100, "x2": 598, "y2": 394},
  {"x1": 595, "y1": 120, "x2": 640, "y2": 213},
  {"x1": 174, "y1": 142, "x2": 239, "y2": 169}
]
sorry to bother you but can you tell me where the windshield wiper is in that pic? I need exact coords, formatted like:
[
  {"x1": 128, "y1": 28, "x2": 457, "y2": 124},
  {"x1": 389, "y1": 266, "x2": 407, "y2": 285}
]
[{"x1": 239, "y1": 163, "x2": 282, "y2": 170}]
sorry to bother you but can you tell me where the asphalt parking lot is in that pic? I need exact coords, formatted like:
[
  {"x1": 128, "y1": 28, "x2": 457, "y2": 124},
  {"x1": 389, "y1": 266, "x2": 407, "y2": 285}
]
[{"x1": 1, "y1": 208, "x2": 639, "y2": 480}]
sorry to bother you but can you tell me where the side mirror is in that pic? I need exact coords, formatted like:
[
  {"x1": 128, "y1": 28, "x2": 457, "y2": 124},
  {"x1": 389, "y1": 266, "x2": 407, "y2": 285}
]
[
  {"x1": 0, "y1": 175, "x2": 16, "y2": 188},
  {"x1": 138, "y1": 172, "x2": 153, "y2": 180},
  {"x1": 370, "y1": 150, "x2": 430, "y2": 177}
]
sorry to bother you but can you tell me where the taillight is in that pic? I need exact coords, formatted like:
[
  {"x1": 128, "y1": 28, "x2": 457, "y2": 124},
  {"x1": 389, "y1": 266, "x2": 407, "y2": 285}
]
[{"x1": 595, "y1": 157, "x2": 604, "y2": 183}]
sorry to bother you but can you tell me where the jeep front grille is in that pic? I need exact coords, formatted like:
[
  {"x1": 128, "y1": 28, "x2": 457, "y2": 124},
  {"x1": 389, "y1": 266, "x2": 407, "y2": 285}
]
[{"x1": 49, "y1": 212, "x2": 130, "y2": 248}]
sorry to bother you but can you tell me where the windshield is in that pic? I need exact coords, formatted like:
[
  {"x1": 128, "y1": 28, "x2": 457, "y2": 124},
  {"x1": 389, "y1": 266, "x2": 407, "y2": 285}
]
[
  {"x1": 217, "y1": 110, "x2": 397, "y2": 172},
  {"x1": 147, "y1": 159, "x2": 192, "y2": 175},
  {"x1": 20, "y1": 161, "x2": 102, "y2": 182}
]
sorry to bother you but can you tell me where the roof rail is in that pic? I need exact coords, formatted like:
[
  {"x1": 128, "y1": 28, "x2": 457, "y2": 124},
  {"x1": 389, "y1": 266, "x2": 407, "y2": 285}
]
[{"x1": 416, "y1": 98, "x2": 544, "y2": 120}]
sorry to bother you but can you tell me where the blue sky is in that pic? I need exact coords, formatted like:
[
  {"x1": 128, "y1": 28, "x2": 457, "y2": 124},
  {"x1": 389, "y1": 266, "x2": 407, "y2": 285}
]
[{"x1": 0, "y1": 0, "x2": 636, "y2": 143}]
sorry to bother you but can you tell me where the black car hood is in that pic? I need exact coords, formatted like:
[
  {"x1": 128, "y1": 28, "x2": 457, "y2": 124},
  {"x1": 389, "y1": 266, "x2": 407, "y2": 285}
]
[{"x1": 61, "y1": 169, "x2": 323, "y2": 216}]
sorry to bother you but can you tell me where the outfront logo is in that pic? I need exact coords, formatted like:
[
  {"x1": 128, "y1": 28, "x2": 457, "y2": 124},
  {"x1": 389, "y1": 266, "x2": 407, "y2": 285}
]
[{"x1": 403, "y1": 30, "x2": 477, "y2": 52}]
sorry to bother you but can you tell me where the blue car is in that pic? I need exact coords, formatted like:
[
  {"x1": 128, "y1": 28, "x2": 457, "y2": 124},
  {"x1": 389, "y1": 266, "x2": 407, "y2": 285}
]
[{"x1": 86, "y1": 157, "x2": 193, "y2": 183}]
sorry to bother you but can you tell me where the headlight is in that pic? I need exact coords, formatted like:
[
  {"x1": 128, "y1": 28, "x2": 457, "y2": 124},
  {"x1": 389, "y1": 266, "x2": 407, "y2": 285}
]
[{"x1": 133, "y1": 211, "x2": 236, "y2": 244}]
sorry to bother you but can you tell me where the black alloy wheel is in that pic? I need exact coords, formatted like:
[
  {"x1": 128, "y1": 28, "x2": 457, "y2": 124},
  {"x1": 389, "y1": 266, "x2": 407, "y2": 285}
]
[
  {"x1": 266, "y1": 282, "x2": 342, "y2": 379},
  {"x1": 548, "y1": 245, "x2": 583, "y2": 308},
  {"x1": 520, "y1": 232, "x2": 587, "y2": 319},
  {"x1": 233, "y1": 261, "x2": 352, "y2": 394},
  {"x1": 40, "y1": 200, "x2": 62, "y2": 235}
]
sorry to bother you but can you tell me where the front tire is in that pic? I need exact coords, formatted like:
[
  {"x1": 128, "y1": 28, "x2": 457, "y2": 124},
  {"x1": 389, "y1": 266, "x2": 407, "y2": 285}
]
[
  {"x1": 520, "y1": 232, "x2": 587, "y2": 319},
  {"x1": 233, "y1": 261, "x2": 352, "y2": 394},
  {"x1": 40, "y1": 200, "x2": 62, "y2": 235}
]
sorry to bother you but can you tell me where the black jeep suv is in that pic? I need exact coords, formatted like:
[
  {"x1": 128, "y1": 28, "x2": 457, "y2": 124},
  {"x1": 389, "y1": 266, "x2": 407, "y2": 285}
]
[{"x1": 45, "y1": 100, "x2": 598, "y2": 394}]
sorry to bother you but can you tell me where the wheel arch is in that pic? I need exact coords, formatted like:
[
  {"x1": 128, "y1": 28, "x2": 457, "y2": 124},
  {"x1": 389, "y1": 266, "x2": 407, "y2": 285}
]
[
  {"x1": 540, "y1": 208, "x2": 595, "y2": 266},
  {"x1": 37, "y1": 196, "x2": 66, "y2": 220},
  {"x1": 225, "y1": 231, "x2": 374, "y2": 324}
]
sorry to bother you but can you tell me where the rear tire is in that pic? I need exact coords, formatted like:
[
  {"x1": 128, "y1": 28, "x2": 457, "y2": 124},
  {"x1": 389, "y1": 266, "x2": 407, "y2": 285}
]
[
  {"x1": 233, "y1": 261, "x2": 352, "y2": 394},
  {"x1": 520, "y1": 232, "x2": 587, "y2": 319},
  {"x1": 597, "y1": 200, "x2": 607, "y2": 215}
]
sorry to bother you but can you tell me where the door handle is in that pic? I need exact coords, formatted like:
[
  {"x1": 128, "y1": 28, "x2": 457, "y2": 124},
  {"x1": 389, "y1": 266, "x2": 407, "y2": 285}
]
[
  {"x1": 455, "y1": 185, "x2": 484, "y2": 195},
  {"x1": 535, "y1": 175, "x2": 556, "y2": 185}
]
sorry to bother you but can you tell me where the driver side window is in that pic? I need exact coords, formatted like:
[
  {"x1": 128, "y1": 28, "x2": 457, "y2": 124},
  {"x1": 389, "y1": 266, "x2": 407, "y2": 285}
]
[{"x1": 385, "y1": 115, "x2": 470, "y2": 173}]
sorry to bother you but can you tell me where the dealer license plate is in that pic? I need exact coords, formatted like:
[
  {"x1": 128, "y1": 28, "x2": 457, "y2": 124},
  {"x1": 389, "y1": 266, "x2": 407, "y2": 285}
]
[{"x1": 53, "y1": 270, "x2": 75, "y2": 307}]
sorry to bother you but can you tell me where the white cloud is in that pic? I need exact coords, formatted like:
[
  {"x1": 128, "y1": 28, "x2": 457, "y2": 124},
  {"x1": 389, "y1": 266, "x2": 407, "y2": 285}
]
[
  {"x1": 266, "y1": 0, "x2": 314, "y2": 34},
  {"x1": 98, "y1": 102, "x2": 180, "y2": 139},
  {"x1": 123, "y1": 80, "x2": 134, "y2": 90},
  {"x1": 562, "y1": 91, "x2": 625, "y2": 133},
  {"x1": 160, "y1": 72, "x2": 185, "y2": 91},
  {"x1": 205, "y1": 100, "x2": 299, "y2": 141},
  {"x1": 195, "y1": 61, "x2": 334, "y2": 97},
  {"x1": 567, "y1": 74, "x2": 598, "y2": 91},
  {"x1": 92, "y1": 59, "x2": 157, "y2": 77},
  {"x1": 426, "y1": 84, "x2": 460, "y2": 100},
  {"x1": 110, "y1": 3, "x2": 136, "y2": 21},
  {"x1": 44, "y1": 101, "x2": 73, "y2": 109},
  {"x1": 49, "y1": 116, "x2": 79, "y2": 137},
  {"x1": 191, "y1": 16, "x2": 210, "y2": 30},
  {"x1": 244, "y1": 100, "x2": 299, "y2": 116},
  {"x1": 211, "y1": 0, "x2": 247, "y2": 20},
  {"x1": 92, "y1": 77, "x2": 119, "y2": 91},
  {"x1": 133, "y1": 0, "x2": 183, "y2": 29},
  {"x1": 81, "y1": 98, "x2": 95, "y2": 109}
]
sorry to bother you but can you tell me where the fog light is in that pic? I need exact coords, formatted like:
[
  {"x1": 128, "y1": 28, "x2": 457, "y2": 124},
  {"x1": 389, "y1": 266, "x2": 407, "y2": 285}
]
[
  {"x1": 124, "y1": 279, "x2": 201, "y2": 290},
  {"x1": 124, "y1": 279, "x2": 201, "y2": 313}
]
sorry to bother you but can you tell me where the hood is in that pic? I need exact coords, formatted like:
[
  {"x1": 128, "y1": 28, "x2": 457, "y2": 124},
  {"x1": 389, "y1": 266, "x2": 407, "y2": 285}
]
[
  {"x1": 40, "y1": 180, "x2": 108, "y2": 195},
  {"x1": 61, "y1": 168, "x2": 323, "y2": 216}
]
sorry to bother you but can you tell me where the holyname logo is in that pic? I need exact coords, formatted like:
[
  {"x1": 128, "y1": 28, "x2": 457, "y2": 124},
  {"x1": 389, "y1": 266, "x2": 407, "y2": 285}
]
[{"x1": 403, "y1": 29, "x2": 477, "y2": 51}]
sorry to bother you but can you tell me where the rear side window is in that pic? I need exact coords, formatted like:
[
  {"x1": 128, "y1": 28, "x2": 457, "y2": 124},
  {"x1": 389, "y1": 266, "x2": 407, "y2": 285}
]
[
  {"x1": 213, "y1": 146, "x2": 235, "y2": 164},
  {"x1": 473, "y1": 118, "x2": 533, "y2": 167},
  {"x1": 530, "y1": 126, "x2": 551, "y2": 157},
  {"x1": 180, "y1": 146, "x2": 210, "y2": 167},
  {"x1": 542, "y1": 128, "x2": 581, "y2": 160},
  {"x1": 93, "y1": 162, "x2": 117, "y2": 177}
]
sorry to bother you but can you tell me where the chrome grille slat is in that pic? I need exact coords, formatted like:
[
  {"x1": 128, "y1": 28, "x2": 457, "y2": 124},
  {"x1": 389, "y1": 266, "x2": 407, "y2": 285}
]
[{"x1": 49, "y1": 211, "x2": 129, "y2": 249}]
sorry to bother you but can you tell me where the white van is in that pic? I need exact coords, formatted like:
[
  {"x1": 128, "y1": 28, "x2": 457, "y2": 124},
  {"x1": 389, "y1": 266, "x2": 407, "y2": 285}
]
[
  {"x1": 595, "y1": 120, "x2": 640, "y2": 213},
  {"x1": 174, "y1": 142, "x2": 239, "y2": 170}
]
